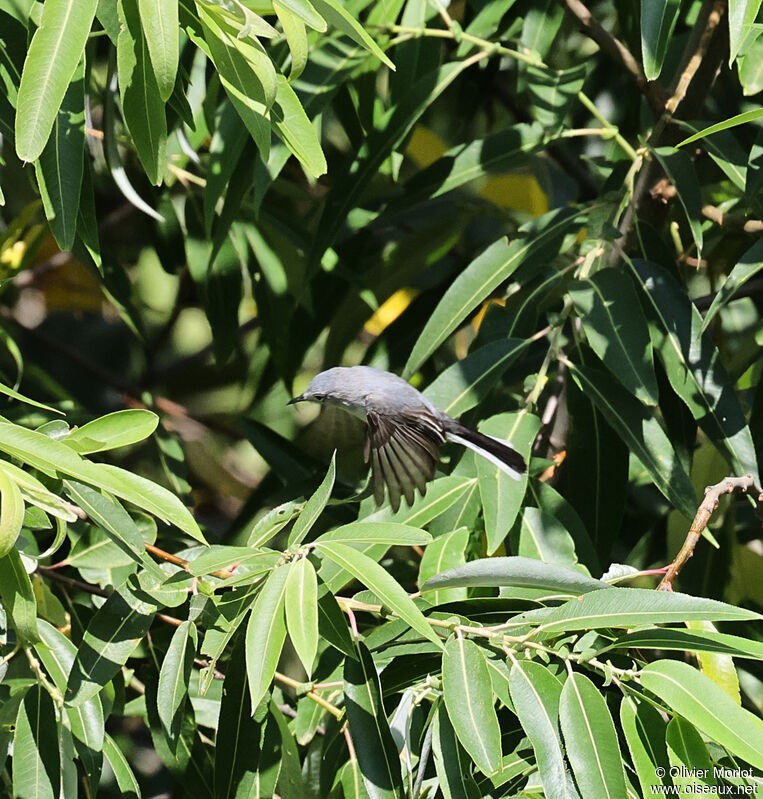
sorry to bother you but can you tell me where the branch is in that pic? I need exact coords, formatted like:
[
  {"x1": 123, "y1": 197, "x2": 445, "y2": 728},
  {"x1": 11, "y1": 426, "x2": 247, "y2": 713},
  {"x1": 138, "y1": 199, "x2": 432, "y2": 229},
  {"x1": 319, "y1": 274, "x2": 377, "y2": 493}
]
[
  {"x1": 701, "y1": 204, "x2": 763, "y2": 235},
  {"x1": 657, "y1": 474, "x2": 763, "y2": 591},
  {"x1": 560, "y1": 0, "x2": 666, "y2": 112}
]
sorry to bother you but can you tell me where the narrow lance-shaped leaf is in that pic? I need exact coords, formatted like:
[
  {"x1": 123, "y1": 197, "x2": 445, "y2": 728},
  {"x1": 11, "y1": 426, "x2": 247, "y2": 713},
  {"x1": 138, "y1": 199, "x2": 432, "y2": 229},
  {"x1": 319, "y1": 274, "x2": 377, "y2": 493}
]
[
  {"x1": 539, "y1": 587, "x2": 759, "y2": 635},
  {"x1": 559, "y1": 671, "x2": 627, "y2": 799},
  {"x1": 620, "y1": 696, "x2": 670, "y2": 798},
  {"x1": 666, "y1": 716, "x2": 716, "y2": 792},
  {"x1": 284, "y1": 557, "x2": 318, "y2": 677},
  {"x1": 117, "y1": 0, "x2": 167, "y2": 185},
  {"x1": 0, "y1": 548, "x2": 38, "y2": 643},
  {"x1": 289, "y1": 451, "x2": 336, "y2": 546},
  {"x1": 12, "y1": 684, "x2": 60, "y2": 799},
  {"x1": 35, "y1": 58, "x2": 85, "y2": 251},
  {"x1": 641, "y1": 0, "x2": 681, "y2": 79},
  {"x1": 653, "y1": 147, "x2": 703, "y2": 256},
  {"x1": 476, "y1": 411, "x2": 540, "y2": 555},
  {"x1": 67, "y1": 579, "x2": 157, "y2": 706},
  {"x1": 602, "y1": 627, "x2": 763, "y2": 660},
  {"x1": 103, "y1": 734, "x2": 141, "y2": 799},
  {"x1": 432, "y1": 706, "x2": 481, "y2": 799},
  {"x1": 245, "y1": 564, "x2": 289, "y2": 710},
  {"x1": 628, "y1": 258, "x2": 759, "y2": 480},
  {"x1": 0, "y1": 461, "x2": 24, "y2": 557},
  {"x1": 158, "y1": 620, "x2": 198, "y2": 749},
  {"x1": 442, "y1": 636, "x2": 502, "y2": 776},
  {"x1": 405, "y1": 207, "x2": 584, "y2": 376},
  {"x1": 728, "y1": 0, "x2": 763, "y2": 63},
  {"x1": 315, "y1": 522, "x2": 432, "y2": 546},
  {"x1": 702, "y1": 238, "x2": 763, "y2": 330},
  {"x1": 65, "y1": 409, "x2": 159, "y2": 454},
  {"x1": 344, "y1": 640, "x2": 405, "y2": 798},
  {"x1": 15, "y1": 0, "x2": 98, "y2": 162},
  {"x1": 308, "y1": 0, "x2": 393, "y2": 69},
  {"x1": 316, "y1": 540, "x2": 443, "y2": 648},
  {"x1": 138, "y1": 0, "x2": 179, "y2": 101},
  {"x1": 640, "y1": 660, "x2": 763, "y2": 769},
  {"x1": 34, "y1": 620, "x2": 104, "y2": 795},
  {"x1": 508, "y1": 660, "x2": 573, "y2": 799},
  {"x1": 569, "y1": 269, "x2": 658, "y2": 405},
  {"x1": 564, "y1": 358, "x2": 698, "y2": 518}
]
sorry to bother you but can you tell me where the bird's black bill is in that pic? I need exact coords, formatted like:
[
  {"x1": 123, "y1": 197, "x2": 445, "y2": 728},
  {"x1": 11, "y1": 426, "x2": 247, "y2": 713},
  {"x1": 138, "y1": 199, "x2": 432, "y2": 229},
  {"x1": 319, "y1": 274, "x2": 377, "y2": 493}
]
[{"x1": 287, "y1": 395, "x2": 305, "y2": 405}]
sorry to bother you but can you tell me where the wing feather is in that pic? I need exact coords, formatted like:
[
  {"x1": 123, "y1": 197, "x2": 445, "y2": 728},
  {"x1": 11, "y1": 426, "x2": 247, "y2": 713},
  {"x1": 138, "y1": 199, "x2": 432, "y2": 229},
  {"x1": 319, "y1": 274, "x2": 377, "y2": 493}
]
[{"x1": 366, "y1": 410, "x2": 445, "y2": 508}]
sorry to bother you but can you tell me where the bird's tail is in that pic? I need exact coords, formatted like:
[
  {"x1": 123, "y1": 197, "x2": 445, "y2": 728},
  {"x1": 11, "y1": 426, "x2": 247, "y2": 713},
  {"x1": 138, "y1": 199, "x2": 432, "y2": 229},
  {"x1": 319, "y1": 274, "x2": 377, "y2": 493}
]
[{"x1": 444, "y1": 420, "x2": 526, "y2": 480}]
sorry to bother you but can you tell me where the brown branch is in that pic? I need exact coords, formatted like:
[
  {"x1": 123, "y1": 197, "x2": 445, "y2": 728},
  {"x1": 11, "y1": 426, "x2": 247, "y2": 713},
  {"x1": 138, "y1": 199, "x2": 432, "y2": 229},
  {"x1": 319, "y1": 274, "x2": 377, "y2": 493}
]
[
  {"x1": 657, "y1": 474, "x2": 763, "y2": 591},
  {"x1": 701, "y1": 204, "x2": 763, "y2": 235},
  {"x1": 560, "y1": 0, "x2": 666, "y2": 112}
]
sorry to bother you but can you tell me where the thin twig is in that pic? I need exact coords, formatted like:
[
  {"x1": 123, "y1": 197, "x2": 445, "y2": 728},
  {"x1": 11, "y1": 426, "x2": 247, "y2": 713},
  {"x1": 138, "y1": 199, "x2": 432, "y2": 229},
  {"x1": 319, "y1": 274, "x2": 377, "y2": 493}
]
[
  {"x1": 701, "y1": 204, "x2": 763, "y2": 235},
  {"x1": 560, "y1": 0, "x2": 666, "y2": 112},
  {"x1": 658, "y1": 474, "x2": 763, "y2": 591}
]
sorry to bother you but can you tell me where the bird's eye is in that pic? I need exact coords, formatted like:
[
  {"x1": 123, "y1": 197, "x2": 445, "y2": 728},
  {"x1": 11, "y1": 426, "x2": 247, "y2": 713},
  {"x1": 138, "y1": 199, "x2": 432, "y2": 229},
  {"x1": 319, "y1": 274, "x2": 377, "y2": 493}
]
[{"x1": 314, "y1": 393, "x2": 324, "y2": 401}]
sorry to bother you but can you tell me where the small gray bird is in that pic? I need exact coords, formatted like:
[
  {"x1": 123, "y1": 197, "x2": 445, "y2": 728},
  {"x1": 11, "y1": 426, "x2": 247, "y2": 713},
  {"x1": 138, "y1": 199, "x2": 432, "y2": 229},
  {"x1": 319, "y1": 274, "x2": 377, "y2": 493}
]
[{"x1": 289, "y1": 366, "x2": 526, "y2": 512}]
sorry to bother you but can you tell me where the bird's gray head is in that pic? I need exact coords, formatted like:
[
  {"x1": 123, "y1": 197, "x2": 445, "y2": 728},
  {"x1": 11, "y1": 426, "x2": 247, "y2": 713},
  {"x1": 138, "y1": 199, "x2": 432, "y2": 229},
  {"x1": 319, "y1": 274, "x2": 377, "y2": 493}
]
[{"x1": 288, "y1": 367, "x2": 364, "y2": 409}]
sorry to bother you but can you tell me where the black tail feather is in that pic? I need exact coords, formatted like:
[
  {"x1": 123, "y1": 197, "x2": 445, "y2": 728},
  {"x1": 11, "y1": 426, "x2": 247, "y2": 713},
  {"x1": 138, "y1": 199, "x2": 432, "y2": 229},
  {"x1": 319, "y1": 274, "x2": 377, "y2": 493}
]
[{"x1": 443, "y1": 420, "x2": 527, "y2": 475}]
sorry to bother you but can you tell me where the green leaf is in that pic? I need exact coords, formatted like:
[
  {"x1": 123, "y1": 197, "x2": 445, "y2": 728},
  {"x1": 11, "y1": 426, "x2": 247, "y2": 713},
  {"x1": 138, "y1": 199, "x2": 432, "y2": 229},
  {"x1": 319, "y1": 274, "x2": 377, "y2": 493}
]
[
  {"x1": 686, "y1": 620, "x2": 741, "y2": 703},
  {"x1": 308, "y1": 0, "x2": 393, "y2": 69},
  {"x1": 215, "y1": 636, "x2": 263, "y2": 799},
  {"x1": 423, "y1": 555, "x2": 608, "y2": 594},
  {"x1": 521, "y1": 0, "x2": 564, "y2": 58},
  {"x1": 117, "y1": 0, "x2": 168, "y2": 185},
  {"x1": 629, "y1": 259, "x2": 759, "y2": 479},
  {"x1": 187, "y1": 545, "x2": 280, "y2": 577},
  {"x1": 289, "y1": 451, "x2": 335, "y2": 547},
  {"x1": 677, "y1": 120, "x2": 749, "y2": 188},
  {"x1": 103, "y1": 734, "x2": 141, "y2": 799},
  {"x1": 475, "y1": 412, "x2": 540, "y2": 554},
  {"x1": 418, "y1": 528, "x2": 469, "y2": 605},
  {"x1": 285, "y1": 558, "x2": 318, "y2": 677},
  {"x1": 569, "y1": 269, "x2": 658, "y2": 405},
  {"x1": 702, "y1": 238, "x2": 763, "y2": 330},
  {"x1": 641, "y1": 660, "x2": 763, "y2": 768},
  {"x1": 728, "y1": 0, "x2": 763, "y2": 63},
  {"x1": 138, "y1": 0, "x2": 178, "y2": 101},
  {"x1": 423, "y1": 338, "x2": 529, "y2": 417},
  {"x1": 641, "y1": 0, "x2": 681, "y2": 79},
  {"x1": 272, "y1": 0, "x2": 326, "y2": 30},
  {"x1": 274, "y1": 2, "x2": 308, "y2": 81},
  {"x1": 677, "y1": 108, "x2": 763, "y2": 147},
  {"x1": 272, "y1": 700, "x2": 305, "y2": 798},
  {"x1": 344, "y1": 640, "x2": 405, "y2": 798},
  {"x1": 15, "y1": 0, "x2": 98, "y2": 162},
  {"x1": 513, "y1": 506, "x2": 579, "y2": 567},
  {"x1": 245, "y1": 564, "x2": 289, "y2": 710},
  {"x1": 539, "y1": 588, "x2": 759, "y2": 634},
  {"x1": 666, "y1": 716, "x2": 716, "y2": 791},
  {"x1": 620, "y1": 696, "x2": 670, "y2": 798},
  {"x1": 35, "y1": 620, "x2": 104, "y2": 795},
  {"x1": 0, "y1": 380, "x2": 63, "y2": 416},
  {"x1": 564, "y1": 359, "x2": 698, "y2": 518},
  {"x1": 66, "y1": 409, "x2": 159, "y2": 454},
  {"x1": 12, "y1": 684, "x2": 60, "y2": 799},
  {"x1": 602, "y1": 627, "x2": 763, "y2": 659},
  {"x1": 508, "y1": 660, "x2": 572, "y2": 799},
  {"x1": 432, "y1": 706, "x2": 481, "y2": 799},
  {"x1": 442, "y1": 636, "x2": 502, "y2": 776},
  {"x1": 315, "y1": 522, "x2": 432, "y2": 546},
  {"x1": 316, "y1": 540, "x2": 443, "y2": 648},
  {"x1": 271, "y1": 74, "x2": 327, "y2": 177},
  {"x1": 63, "y1": 480, "x2": 166, "y2": 580},
  {"x1": 652, "y1": 147, "x2": 703, "y2": 256},
  {"x1": 559, "y1": 671, "x2": 626, "y2": 799},
  {"x1": 196, "y1": 3, "x2": 274, "y2": 161},
  {"x1": 405, "y1": 207, "x2": 584, "y2": 376},
  {"x1": 0, "y1": 461, "x2": 24, "y2": 557},
  {"x1": 66, "y1": 580, "x2": 157, "y2": 706},
  {"x1": 158, "y1": 620, "x2": 197, "y2": 749},
  {"x1": 35, "y1": 58, "x2": 85, "y2": 250},
  {"x1": 0, "y1": 548, "x2": 38, "y2": 644}
]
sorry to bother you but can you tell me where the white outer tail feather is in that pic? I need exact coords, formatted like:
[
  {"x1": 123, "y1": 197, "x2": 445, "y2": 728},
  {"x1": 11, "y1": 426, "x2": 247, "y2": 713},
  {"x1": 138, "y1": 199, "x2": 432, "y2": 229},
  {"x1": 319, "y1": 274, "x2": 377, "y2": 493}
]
[{"x1": 446, "y1": 433, "x2": 523, "y2": 480}]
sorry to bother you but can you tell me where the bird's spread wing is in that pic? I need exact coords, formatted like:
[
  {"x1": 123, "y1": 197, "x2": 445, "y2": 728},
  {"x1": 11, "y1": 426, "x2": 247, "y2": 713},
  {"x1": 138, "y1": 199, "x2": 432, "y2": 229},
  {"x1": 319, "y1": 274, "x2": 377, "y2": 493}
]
[{"x1": 364, "y1": 410, "x2": 446, "y2": 511}]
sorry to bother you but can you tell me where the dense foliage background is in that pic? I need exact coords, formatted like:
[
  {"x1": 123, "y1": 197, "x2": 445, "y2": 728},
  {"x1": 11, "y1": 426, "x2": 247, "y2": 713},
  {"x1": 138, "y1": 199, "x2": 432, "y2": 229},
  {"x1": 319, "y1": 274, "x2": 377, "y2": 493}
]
[{"x1": 0, "y1": 0, "x2": 762, "y2": 796}]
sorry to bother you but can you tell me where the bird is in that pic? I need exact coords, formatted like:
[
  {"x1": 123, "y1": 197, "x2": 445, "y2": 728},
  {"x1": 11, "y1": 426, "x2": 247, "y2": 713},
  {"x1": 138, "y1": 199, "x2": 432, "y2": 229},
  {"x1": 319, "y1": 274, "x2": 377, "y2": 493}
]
[{"x1": 289, "y1": 366, "x2": 526, "y2": 512}]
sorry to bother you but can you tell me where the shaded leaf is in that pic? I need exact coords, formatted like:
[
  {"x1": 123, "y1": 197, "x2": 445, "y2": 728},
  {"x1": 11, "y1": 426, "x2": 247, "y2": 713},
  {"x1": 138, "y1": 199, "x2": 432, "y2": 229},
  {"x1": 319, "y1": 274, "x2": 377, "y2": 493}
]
[
  {"x1": 158, "y1": 620, "x2": 197, "y2": 750},
  {"x1": 641, "y1": 0, "x2": 681, "y2": 79},
  {"x1": 285, "y1": 557, "x2": 318, "y2": 676},
  {"x1": 12, "y1": 684, "x2": 60, "y2": 799}
]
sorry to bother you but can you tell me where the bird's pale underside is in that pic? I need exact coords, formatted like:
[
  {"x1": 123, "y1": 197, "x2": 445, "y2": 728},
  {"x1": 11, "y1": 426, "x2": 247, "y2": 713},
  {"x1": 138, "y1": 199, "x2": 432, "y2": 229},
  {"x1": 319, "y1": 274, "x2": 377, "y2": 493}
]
[{"x1": 290, "y1": 366, "x2": 527, "y2": 512}]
